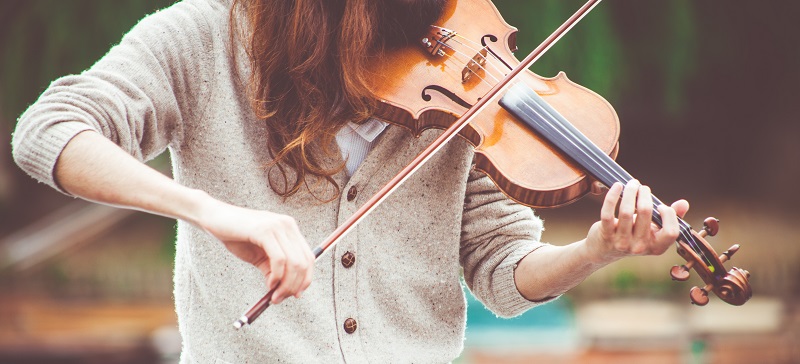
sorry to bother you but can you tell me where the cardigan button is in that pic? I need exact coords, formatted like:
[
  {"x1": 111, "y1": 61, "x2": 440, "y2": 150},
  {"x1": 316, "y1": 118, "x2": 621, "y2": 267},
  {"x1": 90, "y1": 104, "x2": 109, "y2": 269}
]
[
  {"x1": 346, "y1": 186, "x2": 357, "y2": 201},
  {"x1": 344, "y1": 318, "x2": 358, "y2": 334},
  {"x1": 341, "y1": 251, "x2": 355, "y2": 268}
]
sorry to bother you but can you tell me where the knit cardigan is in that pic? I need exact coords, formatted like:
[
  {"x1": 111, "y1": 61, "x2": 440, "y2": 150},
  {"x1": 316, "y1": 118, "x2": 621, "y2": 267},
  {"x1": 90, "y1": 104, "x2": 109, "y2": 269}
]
[{"x1": 11, "y1": 0, "x2": 552, "y2": 362}]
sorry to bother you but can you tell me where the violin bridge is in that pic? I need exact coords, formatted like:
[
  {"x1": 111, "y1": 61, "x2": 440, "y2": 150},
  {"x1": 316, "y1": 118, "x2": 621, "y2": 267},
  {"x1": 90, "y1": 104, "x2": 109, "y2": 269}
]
[{"x1": 462, "y1": 48, "x2": 488, "y2": 83}]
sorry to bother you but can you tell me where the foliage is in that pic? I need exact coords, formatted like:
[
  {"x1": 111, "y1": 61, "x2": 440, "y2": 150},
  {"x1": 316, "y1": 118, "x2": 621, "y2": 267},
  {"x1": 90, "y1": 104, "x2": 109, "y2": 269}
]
[
  {"x1": 0, "y1": 0, "x2": 176, "y2": 124},
  {"x1": 0, "y1": 0, "x2": 700, "y2": 125},
  {"x1": 494, "y1": 0, "x2": 696, "y2": 112}
]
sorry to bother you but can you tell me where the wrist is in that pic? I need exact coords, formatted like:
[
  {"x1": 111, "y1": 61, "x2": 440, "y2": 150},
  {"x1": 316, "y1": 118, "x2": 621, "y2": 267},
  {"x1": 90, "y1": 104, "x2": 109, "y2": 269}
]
[
  {"x1": 581, "y1": 237, "x2": 625, "y2": 267},
  {"x1": 178, "y1": 188, "x2": 218, "y2": 227}
]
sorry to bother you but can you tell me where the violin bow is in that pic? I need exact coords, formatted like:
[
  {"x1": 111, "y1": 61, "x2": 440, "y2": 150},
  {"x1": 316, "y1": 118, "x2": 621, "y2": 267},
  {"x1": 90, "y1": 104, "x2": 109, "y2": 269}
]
[{"x1": 233, "y1": 0, "x2": 602, "y2": 329}]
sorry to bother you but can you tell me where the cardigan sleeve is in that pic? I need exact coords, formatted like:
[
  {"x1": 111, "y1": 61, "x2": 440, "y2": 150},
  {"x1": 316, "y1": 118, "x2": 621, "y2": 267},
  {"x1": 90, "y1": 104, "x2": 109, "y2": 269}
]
[
  {"x1": 459, "y1": 168, "x2": 559, "y2": 317},
  {"x1": 11, "y1": 0, "x2": 218, "y2": 194}
]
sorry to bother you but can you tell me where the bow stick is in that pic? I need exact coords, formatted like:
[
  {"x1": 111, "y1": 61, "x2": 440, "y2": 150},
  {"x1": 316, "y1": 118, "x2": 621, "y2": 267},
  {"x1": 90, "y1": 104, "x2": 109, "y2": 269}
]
[{"x1": 234, "y1": 0, "x2": 602, "y2": 329}]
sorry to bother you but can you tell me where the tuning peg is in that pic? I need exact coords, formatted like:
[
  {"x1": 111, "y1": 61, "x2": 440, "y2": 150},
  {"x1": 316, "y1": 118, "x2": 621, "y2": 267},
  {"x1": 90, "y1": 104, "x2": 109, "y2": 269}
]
[
  {"x1": 670, "y1": 261, "x2": 694, "y2": 281},
  {"x1": 719, "y1": 244, "x2": 739, "y2": 263},
  {"x1": 690, "y1": 284, "x2": 712, "y2": 306},
  {"x1": 699, "y1": 217, "x2": 720, "y2": 238}
]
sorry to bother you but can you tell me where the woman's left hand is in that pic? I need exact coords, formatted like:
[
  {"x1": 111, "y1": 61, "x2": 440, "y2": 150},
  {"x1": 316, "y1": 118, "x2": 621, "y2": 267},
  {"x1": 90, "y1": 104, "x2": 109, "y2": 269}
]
[{"x1": 585, "y1": 179, "x2": 690, "y2": 263}]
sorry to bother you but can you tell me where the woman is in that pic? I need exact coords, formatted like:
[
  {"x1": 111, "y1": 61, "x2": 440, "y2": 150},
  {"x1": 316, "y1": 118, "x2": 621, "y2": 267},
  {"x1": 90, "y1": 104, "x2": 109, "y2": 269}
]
[{"x1": 12, "y1": 0, "x2": 687, "y2": 362}]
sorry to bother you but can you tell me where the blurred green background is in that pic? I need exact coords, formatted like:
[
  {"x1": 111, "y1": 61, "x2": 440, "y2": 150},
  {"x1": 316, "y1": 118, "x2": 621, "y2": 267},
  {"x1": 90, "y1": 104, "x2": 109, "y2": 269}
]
[{"x1": 1, "y1": 1, "x2": 798, "y2": 363}]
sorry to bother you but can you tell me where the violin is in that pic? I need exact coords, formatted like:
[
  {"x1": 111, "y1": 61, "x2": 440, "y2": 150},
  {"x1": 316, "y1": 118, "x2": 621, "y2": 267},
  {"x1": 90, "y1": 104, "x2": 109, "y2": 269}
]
[{"x1": 234, "y1": 0, "x2": 751, "y2": 329}]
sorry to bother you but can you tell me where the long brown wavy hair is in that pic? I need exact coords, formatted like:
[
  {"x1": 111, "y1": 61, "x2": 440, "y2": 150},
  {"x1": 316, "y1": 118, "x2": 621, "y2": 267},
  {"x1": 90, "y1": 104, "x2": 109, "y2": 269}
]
[{"x1": 230, "y1": 0, "x2": 445, "y2": 200}]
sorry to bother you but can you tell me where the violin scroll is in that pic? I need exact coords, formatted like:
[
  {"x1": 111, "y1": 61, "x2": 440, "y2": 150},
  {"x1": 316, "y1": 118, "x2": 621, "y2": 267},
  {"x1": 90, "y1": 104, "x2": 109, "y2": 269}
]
[{"x1": 669, "y1": 217, "x2": 752, "y2": 306}]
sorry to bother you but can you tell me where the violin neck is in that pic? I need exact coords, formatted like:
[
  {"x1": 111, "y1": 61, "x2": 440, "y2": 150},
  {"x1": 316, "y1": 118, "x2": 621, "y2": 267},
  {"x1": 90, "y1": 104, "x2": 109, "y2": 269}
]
[{"x1": 499, "y1": 82, "x2": 685, "y2": 231}]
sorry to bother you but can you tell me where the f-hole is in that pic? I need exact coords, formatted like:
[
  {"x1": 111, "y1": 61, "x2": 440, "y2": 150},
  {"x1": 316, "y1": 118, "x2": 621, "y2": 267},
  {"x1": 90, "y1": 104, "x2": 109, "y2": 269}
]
[
  {"x1": 421, "y1": 85, "x2": 473, "y2": 109},
  {"x1": 481, "y1": 34, "x2": 512, "y2": 71}
]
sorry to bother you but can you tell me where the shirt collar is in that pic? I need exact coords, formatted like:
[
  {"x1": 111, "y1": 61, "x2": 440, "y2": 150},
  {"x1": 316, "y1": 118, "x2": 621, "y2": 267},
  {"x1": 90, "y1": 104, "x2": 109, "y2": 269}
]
[{"x1": 346, "y1": 118, "x2": 389, "y2": 142}]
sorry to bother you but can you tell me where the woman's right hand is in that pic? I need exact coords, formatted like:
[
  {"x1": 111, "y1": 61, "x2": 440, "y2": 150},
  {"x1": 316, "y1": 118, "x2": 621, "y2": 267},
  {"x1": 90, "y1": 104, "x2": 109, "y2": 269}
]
[{"x1": 196, "y1": 197, "x2": 314, "y2": 304}]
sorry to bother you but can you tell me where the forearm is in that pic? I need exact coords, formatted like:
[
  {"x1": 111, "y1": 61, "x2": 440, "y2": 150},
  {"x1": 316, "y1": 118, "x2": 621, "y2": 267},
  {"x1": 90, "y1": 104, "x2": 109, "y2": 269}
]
[
  {"x1": 514, "y1": 181, "x2": 686, "y2": 302},
  {"x1": 513, "y1": 238, "x2": 621, "y2": 301},
  {"x1": 55, "y1": 130, "x2": 314, "y2": 302},
  {"x1": 55, "y1": 130, "x2": 211, "y2": 225}
]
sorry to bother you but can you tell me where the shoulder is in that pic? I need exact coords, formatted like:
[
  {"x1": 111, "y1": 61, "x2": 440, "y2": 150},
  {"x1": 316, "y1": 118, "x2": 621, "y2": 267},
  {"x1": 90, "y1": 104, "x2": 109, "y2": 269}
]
[
  {"x1": 129, "y1": 0, "x2": 231, "y2": 38},
  {"x1": 99, "y1": 0, "x2": 233, "y2": 87}
]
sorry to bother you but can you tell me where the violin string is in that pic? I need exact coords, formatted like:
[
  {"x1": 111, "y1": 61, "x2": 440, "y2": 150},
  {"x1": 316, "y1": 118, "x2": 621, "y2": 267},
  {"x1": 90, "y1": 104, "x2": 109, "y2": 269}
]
[
  {"x1": 434, "y1": 38, "x2": 538, "y2": 104},
  {"x1": 453, "y1": 63, "x2": 709, "y2": 264},
  {"x1": 429, "y1": 27, "x2": 490, "y2": 64},
  {"x1": 511, "y1": 89, "x2": 703, "y2": 256},
  {"x1": 428, "y1": 26, "x2": 531, "y2": 94},
  {"x1": 436, "y1": 29, "x2": 509, "y2": 78},
  {"x1": 510, "y1": 86, "x2": 713, "y2": 265},
  {"x1": 520, "y1": 93, "x2": 711, "y2": 265},
  {"x1": 442, "y1": 29, "x2": 517, "y2": 79},
  {"x1": 512, "y1": 87, "x2": 704, "y2": 255},
  {"x1": 433, "y1": 40, "x2": 510, "y2": 89},
  {"x1": 435, "y1": 37, "x2": 630, "y2": 198},
  {"x1": 429, "y1": 32, "x2": 714, "y2": 270},
  {"x1": 429, "y1": 26, "x2": 510, "y2": 82},
  {"x1": 435, "y1": 41, "x2": 502, "y2": 84},
  {"x1": 464, "y1": 41, "x2": 705, "y2": 257},
  {"x1": 446, "y1": 39, "x2": 507, "y2": 80},
  {"x1": 434, "y1": 36, "x2": 658, "y2": 230}
]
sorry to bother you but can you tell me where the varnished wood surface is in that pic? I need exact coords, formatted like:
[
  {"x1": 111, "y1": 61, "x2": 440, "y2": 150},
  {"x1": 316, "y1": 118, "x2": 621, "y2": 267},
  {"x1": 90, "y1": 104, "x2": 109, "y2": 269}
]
[{"x1": 369, "y1": 0, "x2": 619, "y2": 208}]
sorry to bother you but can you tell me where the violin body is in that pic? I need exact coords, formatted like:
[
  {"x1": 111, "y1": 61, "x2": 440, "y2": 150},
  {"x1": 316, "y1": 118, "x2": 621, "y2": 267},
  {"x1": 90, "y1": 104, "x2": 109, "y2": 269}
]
[{"x1": 369, "y1": 0, "x2": 619, "y2": 207}]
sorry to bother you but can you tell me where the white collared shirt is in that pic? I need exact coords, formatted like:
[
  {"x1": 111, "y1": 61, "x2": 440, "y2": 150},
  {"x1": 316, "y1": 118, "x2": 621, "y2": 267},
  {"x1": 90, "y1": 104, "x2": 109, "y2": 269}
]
[{"x1": 334, "y1": 118, "x2": 389, "y2": 176}]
